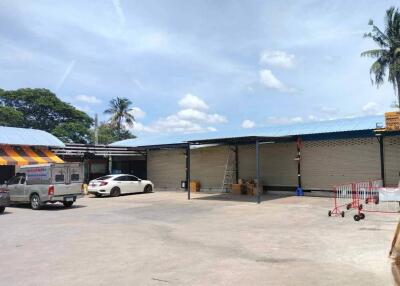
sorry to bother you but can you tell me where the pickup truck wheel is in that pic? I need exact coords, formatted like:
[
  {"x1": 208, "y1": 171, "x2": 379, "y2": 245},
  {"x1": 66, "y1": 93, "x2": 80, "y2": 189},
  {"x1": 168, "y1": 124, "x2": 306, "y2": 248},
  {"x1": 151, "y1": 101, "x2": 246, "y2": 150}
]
[
  {"x1": 30, "y1": 194, "x2": 43, "y2": 210},
  {"x1": 144, "y1": 185, "x2": 153, "y2": 193},
  {"x1": 110, "y1": 187, "x2": 121, "y2": 197},
  {"x1": 63, "y1": 201, "x2": 74, "y2": 208},
  {"x1": 0, "y1": 206, "x2": 5, "y2": 214}
]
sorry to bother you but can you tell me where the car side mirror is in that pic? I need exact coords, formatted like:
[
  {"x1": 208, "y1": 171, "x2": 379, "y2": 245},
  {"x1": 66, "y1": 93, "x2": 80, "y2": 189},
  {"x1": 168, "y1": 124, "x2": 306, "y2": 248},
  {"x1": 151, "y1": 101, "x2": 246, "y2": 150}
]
[{"x1": 138, "y1": 179, "x2": 142, "y2": 182}]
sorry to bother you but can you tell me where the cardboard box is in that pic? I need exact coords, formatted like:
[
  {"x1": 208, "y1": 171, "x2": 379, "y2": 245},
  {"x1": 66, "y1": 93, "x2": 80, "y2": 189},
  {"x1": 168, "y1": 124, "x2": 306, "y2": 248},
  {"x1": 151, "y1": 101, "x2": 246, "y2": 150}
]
[
  {"x1": 232, "y1": 184, "x2": 245, "y2": 195},
  {"x1": 386, "y1": 112, "x2": 400, "y2": 131},
  {"x1": 190, "y1": 181, "x2": 200, "y2": 192},
  {"x1": 246, "y1": 183, "x2": 256, "y2": 196}
]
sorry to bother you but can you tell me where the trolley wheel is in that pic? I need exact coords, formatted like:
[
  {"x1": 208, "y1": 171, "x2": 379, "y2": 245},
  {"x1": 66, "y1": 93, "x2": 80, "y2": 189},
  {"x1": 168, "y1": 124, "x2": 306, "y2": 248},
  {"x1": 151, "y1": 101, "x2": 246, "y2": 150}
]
[
  {"x1": 354, "y1": 215, "x2": 361, "y2": 221},
  {"x1": 365, "y1": 198, "x2": 369, "y2": 204},
  {"x1": 346, "y1": 203, "x2": 352, "y2": 210},
  {"x1": 360, "y1": 213, "x2": 365, "y2": 220},
  {"x1": 341, "y1": 211, "x2": 345, "y2": 218},
  {"x1": 375, "y1": 197, "x2": 379, "y2": 205},
  {"x1": 328, "y1": 210, "x2": 332, "y2": 217},
  {"x1": 358, "y1": 204, "x2": 363, "y2": 210}
]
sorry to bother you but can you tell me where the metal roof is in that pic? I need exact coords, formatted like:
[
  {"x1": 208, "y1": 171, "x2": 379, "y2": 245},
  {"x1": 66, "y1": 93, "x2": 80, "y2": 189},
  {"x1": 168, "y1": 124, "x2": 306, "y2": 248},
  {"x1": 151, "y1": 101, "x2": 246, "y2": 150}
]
[
  {"x1": 110, "y1": 115, "x2": 385, "y2": 148},
  {"x1": 0, "y1": 126, "x2": 65, "y2": 147}
]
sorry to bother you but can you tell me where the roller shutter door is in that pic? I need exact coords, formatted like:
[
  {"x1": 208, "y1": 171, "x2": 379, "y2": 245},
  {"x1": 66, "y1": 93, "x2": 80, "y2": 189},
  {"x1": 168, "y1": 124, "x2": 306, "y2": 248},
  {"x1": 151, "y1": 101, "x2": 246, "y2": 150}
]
[
  {"x1": 147, "y1": 149, "x2": 186, "y2": 190},
  {"x1": 301, "y1": 138, "x2": 380, "y2": 190},
  {"x1": 261, "y1": 142, "x2": 298, "y2": 187},
  {"x1": 238, "y1": 143, "x2": 297, "y2": 187},
  {"x1": 384, "y1": 136, "x2": 400, "y2": 187},
  {"x1": 191, "y1": 145, "x2": 230, "y2": 190},
  {"x1": 238, "y1": 145, "x2": 255, "y2": 181}
]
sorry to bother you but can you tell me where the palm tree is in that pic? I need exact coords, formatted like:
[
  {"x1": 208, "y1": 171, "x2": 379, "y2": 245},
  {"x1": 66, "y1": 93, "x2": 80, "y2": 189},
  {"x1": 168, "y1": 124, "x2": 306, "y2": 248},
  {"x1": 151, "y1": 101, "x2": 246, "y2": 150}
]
[
  {"x1": 104, "y1": 97, "x2": 135, "y2": 135},
  {"x1": 361, "y1": 7, "x2": 400, "y2": 108}
]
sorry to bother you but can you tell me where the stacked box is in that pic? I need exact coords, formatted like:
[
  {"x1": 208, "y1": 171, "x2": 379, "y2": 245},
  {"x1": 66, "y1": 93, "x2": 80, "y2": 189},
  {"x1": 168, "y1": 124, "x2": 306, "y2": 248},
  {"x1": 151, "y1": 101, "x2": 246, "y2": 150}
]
[{"x1": 190, "y1": 181, "x2": 201, "y2": 192}]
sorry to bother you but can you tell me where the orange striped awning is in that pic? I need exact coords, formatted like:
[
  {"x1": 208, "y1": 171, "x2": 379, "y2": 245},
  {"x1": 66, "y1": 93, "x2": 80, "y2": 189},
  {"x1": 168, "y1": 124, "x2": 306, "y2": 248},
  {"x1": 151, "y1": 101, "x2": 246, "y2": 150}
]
[{"x1": 0, "y1": 146, "x2": 64, "y2": 166}]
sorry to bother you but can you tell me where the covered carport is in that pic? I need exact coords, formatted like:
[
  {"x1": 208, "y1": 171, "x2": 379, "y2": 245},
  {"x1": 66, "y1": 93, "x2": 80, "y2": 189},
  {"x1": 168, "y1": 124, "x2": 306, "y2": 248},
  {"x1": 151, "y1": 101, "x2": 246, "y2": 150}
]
[{"x1": 185, "y1": 136, "x2": 295, "y2": 204}]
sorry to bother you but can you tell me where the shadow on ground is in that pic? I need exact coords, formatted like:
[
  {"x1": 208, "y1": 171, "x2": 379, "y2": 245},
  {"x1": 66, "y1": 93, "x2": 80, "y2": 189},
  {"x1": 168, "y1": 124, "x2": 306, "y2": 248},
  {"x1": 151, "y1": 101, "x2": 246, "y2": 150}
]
[
  {"x1": 8, "y1": 203, "x2": 86, "y2": 211},
  {"x1": 192, "y1": 192, "x2": 293, "y2": 203}
]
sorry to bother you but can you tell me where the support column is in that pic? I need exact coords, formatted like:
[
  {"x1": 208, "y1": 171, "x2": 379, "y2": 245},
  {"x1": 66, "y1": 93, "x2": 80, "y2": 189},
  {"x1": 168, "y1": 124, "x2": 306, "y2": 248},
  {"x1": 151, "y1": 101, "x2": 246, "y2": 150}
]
[
  {"x1": 108, "y1": 156, "x2": 112, "y2": 174},
  {"x1": 186, "y1": 143, "x2": 191, "y2": 200},
  {"x1": 378, "y1": 136, "x2": 385, "y2": 186},
  {"x1": 297, "y1": 137, "x2": 302, "y2": 188},
  {"x1": 295, "y1": 137, "x2": 304, "y2": 196},
  {"x1": 256, "y1": 140, "x2": 261, "y2": 204},
  {"x1": 235, "y1": 145, "x2": 239, "y2": 184}
]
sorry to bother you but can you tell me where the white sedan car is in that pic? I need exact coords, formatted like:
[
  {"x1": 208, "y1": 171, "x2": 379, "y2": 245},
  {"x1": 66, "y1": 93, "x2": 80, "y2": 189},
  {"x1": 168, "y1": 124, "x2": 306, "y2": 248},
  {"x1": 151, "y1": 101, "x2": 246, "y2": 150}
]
[{"x1": 88, "y1": 174, "x2": 154, "y2": 197}]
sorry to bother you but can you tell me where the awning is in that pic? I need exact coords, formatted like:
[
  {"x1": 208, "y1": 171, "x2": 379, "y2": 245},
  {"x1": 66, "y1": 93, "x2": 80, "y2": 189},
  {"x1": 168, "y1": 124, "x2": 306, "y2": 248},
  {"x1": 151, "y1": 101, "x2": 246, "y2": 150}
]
[{"x1": 0, "y1": 146, "x2": 64, "y2": 166}]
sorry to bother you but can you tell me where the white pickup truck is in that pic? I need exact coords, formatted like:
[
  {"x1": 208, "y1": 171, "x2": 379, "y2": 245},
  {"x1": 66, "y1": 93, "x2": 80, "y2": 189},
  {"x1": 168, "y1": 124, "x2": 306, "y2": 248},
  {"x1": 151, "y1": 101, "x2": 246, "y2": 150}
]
[{"x1": 6, "y1": 163, "x2": 84, "y2": 210}]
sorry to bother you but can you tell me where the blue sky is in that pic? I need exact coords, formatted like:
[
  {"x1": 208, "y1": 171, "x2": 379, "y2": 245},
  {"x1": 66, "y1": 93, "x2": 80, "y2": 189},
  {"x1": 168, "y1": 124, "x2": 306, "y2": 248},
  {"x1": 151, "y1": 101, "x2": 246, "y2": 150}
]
[{"x1": 0, "y1": 0, "x2": 398, "y2": 141}]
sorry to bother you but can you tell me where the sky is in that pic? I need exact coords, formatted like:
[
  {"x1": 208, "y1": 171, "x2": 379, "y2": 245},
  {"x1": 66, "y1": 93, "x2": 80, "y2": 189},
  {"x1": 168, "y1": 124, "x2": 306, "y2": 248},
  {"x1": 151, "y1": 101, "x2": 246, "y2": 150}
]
[{"x1": 0, "y1": 0, "x2": 398, "y2": 142}]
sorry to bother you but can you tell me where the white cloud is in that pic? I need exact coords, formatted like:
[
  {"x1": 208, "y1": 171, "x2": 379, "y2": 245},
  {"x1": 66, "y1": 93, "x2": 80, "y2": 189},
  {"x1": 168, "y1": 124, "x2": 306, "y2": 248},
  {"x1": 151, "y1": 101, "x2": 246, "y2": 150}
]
[
  {"x1": 259, "y1": 69, "x2": 296, "y2": 93},
  {"x1": 178, "y1": 93, "x2": 209, "y2": 110},
  {"x1": 111, "y1": 0, "x2": 125, "y2": 26},
  {"x1": 75, "y1": 94, "x2": 101, "y2": 104},
  {"x1": 362, "y1": 102, "x2": 379, "y2": 115},
  {"x1": 131, "y1": 94, "x2": 226, "y2": 134},
  {"x1": 149, "y1": 115, "x2": 217, "y2": 133},
  {"x1": 320, "y1": 106, "x2": 339, "y2": 114},
  {"x1": 266, "y1": 116, "x2": 304, "y2": 126},
  {"x1": 241, "y1": 119, "x2": 255, "y2": 129},
  {"x1": 129, "y1": 107, "x2": 146, "y2": 119},
  {"x1": 131, "y1": 122, "x2": 155, "y2": 133},
  {"x1": 260, "y1": 50, "x2": 295, "y2": 69},
  {"x1": 177, "y1": 109, "x2": 226, "y2": 124}
]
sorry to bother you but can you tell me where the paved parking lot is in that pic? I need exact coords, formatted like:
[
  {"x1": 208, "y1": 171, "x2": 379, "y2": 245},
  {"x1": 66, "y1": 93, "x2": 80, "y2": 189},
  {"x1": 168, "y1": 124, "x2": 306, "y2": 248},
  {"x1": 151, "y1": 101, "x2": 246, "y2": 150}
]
[{"x1": 0, "y1": 191, "x2": 397, "y2": 286}]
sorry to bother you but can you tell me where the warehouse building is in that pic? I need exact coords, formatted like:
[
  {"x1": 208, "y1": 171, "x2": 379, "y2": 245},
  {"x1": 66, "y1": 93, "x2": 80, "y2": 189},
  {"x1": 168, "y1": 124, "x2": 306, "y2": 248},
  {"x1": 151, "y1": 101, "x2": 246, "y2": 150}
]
[{"x1": 110, "y1": 115, "x2": 400, "y2": 196}]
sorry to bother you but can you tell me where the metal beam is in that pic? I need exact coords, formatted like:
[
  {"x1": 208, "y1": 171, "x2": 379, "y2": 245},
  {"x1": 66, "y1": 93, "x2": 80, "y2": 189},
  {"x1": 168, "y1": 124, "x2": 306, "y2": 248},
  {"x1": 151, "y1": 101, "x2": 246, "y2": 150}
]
[
  {"x1": 235, "y1": 145, "x2": 239, "y2": 184},
  {"x1": 256, "y1": 140, "x2": 261, "y2": 204},
  {"x1": 378, "y1": 136, "x2": 385, "y2": 186},
  {"x1": 186, "y1": 143, "x2": 191, "y2": 200}
]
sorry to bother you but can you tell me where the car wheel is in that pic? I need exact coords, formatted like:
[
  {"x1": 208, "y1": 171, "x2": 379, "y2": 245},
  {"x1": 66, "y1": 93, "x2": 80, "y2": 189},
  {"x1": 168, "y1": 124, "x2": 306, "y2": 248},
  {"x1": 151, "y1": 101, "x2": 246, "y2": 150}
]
[
  {"x1": 144, "y1": 185, "x2": 153, "y2": 193},
  {"x1": 30, "y1": 194, "x2": 43, "y2": 210},
  {"x1": 0, "y1": 206, "x2": 5, "y2": 214},
  {"x1": 110, "y1": 187, "x2": 121, "y2": 197},
  {"x1": 63, "y1": 201, "x2": 74, "y2": 208}
]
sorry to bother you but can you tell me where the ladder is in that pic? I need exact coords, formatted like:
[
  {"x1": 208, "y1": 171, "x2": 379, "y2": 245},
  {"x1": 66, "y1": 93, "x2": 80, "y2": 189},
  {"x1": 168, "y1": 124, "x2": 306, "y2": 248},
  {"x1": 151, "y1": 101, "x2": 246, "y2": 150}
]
[{"x1": 221, "y1": 148, "x2": 237, "y2": 192}]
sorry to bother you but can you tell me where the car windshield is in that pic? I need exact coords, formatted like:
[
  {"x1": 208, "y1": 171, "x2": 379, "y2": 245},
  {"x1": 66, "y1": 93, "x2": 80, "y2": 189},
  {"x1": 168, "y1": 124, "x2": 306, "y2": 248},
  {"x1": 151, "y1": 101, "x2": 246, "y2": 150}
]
[{"x1": 96, "y1": 175, "x2": 112, "y2": 181}]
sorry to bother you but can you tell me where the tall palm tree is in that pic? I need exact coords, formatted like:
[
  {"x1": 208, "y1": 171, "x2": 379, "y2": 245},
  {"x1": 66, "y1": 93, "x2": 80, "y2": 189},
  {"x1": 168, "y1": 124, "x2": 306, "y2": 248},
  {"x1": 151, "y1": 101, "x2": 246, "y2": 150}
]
[
  {"x1": 104, "y1": 97, "x2": 135, "y2": 135},
  {"x1": 361, "y1": 7, "x2": 400, "y2": 108}
]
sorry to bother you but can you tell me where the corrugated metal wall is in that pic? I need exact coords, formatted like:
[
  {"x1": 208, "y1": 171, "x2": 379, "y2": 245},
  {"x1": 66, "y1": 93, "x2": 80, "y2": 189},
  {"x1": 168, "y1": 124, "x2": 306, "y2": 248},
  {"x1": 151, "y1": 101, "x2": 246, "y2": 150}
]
[
  {"x1": 384, "y1": 136, "x2": 400, "y2": 187},
  {"x1": 147, "y1": 149, "x2": 186, "y2": 190},
  {"x1": 191, "y1": 145, "x2": 230, "y2": 190},
  {"x1": 146, "y1": 135, "x2": 396, "y2": 192},
  {"x1": 238, "y1": 143, "x2": 297, "y2": 187},
  {"x1": 301, "y1": 138, "x2": 381, "y2": 190}
]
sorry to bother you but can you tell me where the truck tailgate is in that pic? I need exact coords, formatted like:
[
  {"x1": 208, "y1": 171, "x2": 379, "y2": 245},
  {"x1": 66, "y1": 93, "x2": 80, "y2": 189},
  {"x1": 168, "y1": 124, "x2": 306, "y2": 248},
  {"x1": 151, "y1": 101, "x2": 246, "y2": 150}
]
[{"x1": 54, "y1": 183, "x2": 82, "y2": 196}]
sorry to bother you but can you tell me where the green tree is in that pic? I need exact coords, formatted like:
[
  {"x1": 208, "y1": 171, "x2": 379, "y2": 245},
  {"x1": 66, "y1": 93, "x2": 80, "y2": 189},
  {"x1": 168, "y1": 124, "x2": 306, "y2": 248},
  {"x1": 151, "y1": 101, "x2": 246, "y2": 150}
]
[
  {"x1": 52, "y1": 122, "x2": 92, "y2": 144},
  {"x1": 92, "y1": 123, "x2": 135, "y2": 145},
  {"x1": 104, "y1": 97, "x2": 135, "y2": 139},
  {"x1": 0, "y1": 106, "x2": 24, "y2": 127},
  {"x1": 0, "y1": 88, "x2": 93, "y2": 143},
  {"x1": 361, "y1": 7, "x2": 400, "y2": 107}
]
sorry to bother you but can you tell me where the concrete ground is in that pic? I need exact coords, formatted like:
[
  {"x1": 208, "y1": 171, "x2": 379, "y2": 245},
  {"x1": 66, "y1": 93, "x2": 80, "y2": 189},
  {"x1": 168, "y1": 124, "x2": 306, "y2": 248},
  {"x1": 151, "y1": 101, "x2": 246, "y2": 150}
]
[{"x1": 0, "y1": 191, "x2": 397, "y2": 286}]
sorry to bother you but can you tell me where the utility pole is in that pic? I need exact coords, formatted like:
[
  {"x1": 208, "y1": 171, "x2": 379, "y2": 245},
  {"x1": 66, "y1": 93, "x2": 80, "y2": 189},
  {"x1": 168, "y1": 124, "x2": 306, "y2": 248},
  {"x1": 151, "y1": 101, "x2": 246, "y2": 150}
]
[{"x1": 94, "y1": 113, "x2": 98, "y2": 145}]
